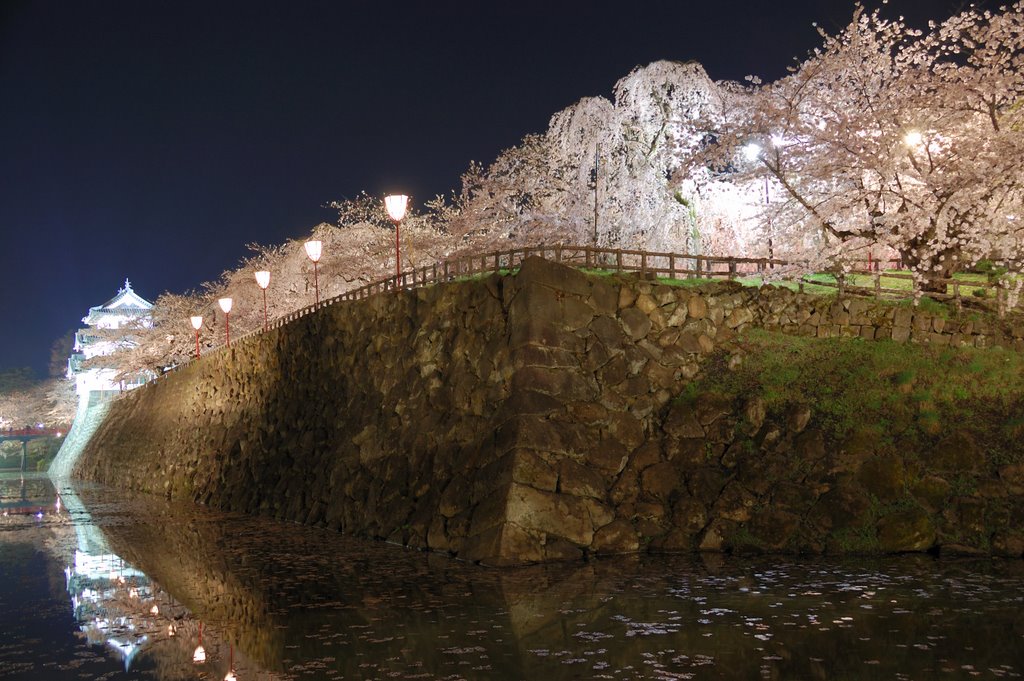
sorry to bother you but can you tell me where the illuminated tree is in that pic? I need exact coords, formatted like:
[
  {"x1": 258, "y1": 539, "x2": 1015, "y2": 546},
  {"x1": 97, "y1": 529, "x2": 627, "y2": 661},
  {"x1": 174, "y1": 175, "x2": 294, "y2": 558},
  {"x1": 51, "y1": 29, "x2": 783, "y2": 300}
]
[
  {"x1": 452, "y1": 61, "x2": 744, "y2": 254},
  {"x1": 678, "y1": 3, "x2": 1024, "y2": 290}
]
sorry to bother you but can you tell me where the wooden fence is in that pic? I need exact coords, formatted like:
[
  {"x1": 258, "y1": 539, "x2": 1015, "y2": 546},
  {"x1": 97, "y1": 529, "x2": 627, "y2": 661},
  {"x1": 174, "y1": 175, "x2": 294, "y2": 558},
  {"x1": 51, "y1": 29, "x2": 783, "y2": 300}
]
[{"x1": 127, "y1": 244, "x2": 1018, "y2": 393}]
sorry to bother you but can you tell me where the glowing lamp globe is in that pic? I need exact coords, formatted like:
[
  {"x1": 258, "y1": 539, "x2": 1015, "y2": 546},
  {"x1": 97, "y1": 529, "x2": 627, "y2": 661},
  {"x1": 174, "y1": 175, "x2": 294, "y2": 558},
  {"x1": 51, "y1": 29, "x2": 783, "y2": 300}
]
[
  {"x1": 304, "y1": 240, "x2": 322, "y2": 263},
  {"x1": 193, "y1": 645, "x2": 206, "y2": 664},
  {"x1": 904, "y1": 130, "x2": 923, "y2": 146},
  {"x1": 190, "y1": 316, "x2": 203, "y2": 330},
  {"x1": 218, "y1": 298, "x2": 233, "y2": 314},
  {"x1": 384, "y1": 194, "x2": 409, "y2": 222},
  {"x1": 742, "y1": 143, "x2": 762, "y2": 162},
  {"x1": 255, "y1": 270, "x2": 271, "y2": 289},
  {"x1": 224, "y1": 671, "x2": 237, "y2": 681}
]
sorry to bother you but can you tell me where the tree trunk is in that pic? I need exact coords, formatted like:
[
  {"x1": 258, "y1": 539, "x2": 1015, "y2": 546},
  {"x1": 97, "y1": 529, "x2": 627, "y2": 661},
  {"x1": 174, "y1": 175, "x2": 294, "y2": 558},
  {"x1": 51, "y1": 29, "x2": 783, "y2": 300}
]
[{"x1": 898, "y1": 247, "x2": 960, "y2": 296}]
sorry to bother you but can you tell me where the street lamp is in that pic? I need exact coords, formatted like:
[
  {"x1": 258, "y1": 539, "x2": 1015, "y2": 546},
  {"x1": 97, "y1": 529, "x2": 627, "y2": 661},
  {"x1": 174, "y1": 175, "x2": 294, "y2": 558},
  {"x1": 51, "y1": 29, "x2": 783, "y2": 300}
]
[
  {"x1": 254, "y1": 270, "x2": 270, "y2": 331},
  {"x1": 384, "y1": 194, "x2": 409, "y2": 280},
  {"x1": 304, "y1": 240, "x2": 322, "y2": 305},
  {"x1": 190, "y1": 316, "x2": 203, "y2": 358},
  {"x1": 218, "y1": 298, "x2": 233, "y2": 347}
]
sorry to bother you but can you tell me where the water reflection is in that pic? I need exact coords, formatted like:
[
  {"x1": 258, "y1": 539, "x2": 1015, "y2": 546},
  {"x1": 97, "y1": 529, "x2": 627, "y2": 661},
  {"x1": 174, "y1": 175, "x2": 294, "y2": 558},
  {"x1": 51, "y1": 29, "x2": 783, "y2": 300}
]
[{"x1": 4, "y1": 472, "x2": 1024, "y2": 679}]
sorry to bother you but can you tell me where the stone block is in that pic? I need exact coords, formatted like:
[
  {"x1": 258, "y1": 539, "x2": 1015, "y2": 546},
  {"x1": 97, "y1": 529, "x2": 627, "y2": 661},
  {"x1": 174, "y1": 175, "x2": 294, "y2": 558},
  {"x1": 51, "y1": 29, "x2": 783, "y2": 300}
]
[
  {"x1": 516, "y1": 256, "x2": 592, "y2": 297},
  {"x1": 619, "y1": 307, "x2": 652, "y2": 340},
  {"x1": 592, "y1": 519, "x2": 640, "y2": 554},
  {"x1": 557, "y1": 459, "x2": 607, "y2": 499}
]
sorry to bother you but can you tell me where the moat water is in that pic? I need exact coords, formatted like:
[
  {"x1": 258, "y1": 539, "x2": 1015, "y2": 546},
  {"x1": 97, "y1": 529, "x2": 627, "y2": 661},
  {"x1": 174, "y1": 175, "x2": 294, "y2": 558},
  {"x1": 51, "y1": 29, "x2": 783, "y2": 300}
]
[{"x1": 1, "y1": 471, "x2": 1023, "y2": 680}]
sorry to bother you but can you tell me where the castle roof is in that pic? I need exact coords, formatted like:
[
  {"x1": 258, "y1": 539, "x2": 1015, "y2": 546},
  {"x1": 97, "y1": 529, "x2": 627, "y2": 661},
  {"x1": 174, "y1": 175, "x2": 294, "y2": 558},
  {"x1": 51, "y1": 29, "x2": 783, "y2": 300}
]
[{"x1": 82, "y1": 279, "x2": 153, "y2": 325}]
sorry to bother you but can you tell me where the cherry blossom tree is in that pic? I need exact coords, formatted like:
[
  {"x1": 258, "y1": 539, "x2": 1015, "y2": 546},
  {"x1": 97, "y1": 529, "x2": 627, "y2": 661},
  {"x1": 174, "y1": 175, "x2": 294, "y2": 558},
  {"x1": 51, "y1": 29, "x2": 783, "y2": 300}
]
[
  {"x1": 678, "y1": 3, "x2": 1024, "y2": 290},
  {"x1": 453, "y1": 61, "x2": 743, "y2": 254}
]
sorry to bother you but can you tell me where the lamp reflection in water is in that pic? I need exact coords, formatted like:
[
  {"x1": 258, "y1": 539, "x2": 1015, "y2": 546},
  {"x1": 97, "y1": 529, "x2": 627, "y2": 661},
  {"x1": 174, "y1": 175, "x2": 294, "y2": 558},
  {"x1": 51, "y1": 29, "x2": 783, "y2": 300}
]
[
  {"x1": 224, "y1": 642, "x2": 237, "y2": 681},
  {"x1": 193, "y1": 622, "x2": 206, "y2": 664}
]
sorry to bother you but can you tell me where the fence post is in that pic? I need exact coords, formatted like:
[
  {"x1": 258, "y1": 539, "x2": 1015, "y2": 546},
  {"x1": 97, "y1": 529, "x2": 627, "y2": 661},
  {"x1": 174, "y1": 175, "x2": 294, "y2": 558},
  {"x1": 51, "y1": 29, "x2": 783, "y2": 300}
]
[
  {"x1": 616, "y1": 250, "x2": 623, "y2": 272},
  {"x1": 874, "y1": 272, "x2": 881, "y2": 300},
  {"x1": 728, "y1": 260, "x2": 737, "y2": 280},
  {"x1": 641, "y1": 252, "x2": 647, "y2": 276},
  {"x1": 695, "y1": 257, "x2": 702, "y2": 279},
  {"x1": 837, "y1": 272, "x2": 845, "y2": 296},
  {"x1": 669, "y1": 254, "x2": 676, "y2": 280}
]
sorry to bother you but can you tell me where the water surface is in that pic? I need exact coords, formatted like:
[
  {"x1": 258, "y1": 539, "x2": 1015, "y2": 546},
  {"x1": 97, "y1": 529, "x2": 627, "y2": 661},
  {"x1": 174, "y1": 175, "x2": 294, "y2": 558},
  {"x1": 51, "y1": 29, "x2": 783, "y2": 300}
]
[{"x1": 2, "y1": 471, "x2": 1023, "y2": 680}]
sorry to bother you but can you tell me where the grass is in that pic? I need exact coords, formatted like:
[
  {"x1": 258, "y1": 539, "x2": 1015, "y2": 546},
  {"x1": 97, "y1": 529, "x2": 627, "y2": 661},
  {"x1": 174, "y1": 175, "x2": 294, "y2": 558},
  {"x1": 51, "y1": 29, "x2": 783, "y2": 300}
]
[{"x1": 686, "y1": 328, "x2": 1024, "y2": 459}]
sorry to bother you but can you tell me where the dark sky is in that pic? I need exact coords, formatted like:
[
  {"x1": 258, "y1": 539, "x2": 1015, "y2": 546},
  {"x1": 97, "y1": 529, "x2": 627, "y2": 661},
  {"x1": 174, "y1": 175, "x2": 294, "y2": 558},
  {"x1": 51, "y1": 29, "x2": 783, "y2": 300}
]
[{"x1": 0, "y1": 0, "x2": 968, "y2": 376}]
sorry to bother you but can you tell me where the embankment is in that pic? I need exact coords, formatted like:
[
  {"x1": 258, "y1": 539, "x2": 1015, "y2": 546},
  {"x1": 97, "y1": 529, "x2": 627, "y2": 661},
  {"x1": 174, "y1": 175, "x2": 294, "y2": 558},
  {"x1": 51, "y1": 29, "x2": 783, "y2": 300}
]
[{"x1": 73, "y1": 257, "x2": 1024, "y2": 563}]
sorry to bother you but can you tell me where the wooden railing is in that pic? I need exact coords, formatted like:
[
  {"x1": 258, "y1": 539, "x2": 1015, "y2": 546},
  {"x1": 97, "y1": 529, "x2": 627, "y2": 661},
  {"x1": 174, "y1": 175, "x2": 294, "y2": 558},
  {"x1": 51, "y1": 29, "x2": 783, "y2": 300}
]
[
  {"x1": 800, "y1": 268, "x2": 1018, "y2": 315},
  {"x1": 123, "y1": 244, "x2": 1019, "y2": 395}
]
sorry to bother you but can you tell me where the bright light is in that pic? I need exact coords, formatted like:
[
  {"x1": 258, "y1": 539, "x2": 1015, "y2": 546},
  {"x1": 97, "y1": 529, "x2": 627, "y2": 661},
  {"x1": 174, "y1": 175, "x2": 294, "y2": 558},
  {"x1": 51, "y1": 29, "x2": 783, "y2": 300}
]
[
  {"x1": 254, "y1": 270, "x2": 271, "y2": 289},
  {"x1": 150, "y1": 604, "x2": 159, "y2": 615},
  {"x1": 224, "y1": 671, "x2": 237, "y2": 681},
  {"x1": 304, "y1": 240, "x2": 322, "y2": 263},
  {"x1": 168, "y1": 623, "x2": 176, "y2": 636},
  {"x1": 218, "y1": 298, "x2": 233, "y2": 314},
  {"x1": 770, "y1": 134, "x2": 787, "y2": 148},
  {"x1": 384, "y1": 194, "x2": 409, "y2": 222},
  {"x1": 904, "y1": 130, "x2": 923, "y2": 146},
  {"x1": 193, "y1": 645, "x2": 206, "y2": 664},
  {"x1": 742, "y1": 143, "x2": 762, "y2": 162},
  {"x1": 190, "y1": 316, "x2": 203, "y2": 330}
]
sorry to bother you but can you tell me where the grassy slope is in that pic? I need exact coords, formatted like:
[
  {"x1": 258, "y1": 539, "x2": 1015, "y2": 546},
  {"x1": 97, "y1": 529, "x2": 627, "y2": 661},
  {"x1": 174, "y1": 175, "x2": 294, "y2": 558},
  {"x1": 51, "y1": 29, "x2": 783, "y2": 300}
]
[{"x1": 690, "y1": 328, "x2": 1024, "y2": 466}]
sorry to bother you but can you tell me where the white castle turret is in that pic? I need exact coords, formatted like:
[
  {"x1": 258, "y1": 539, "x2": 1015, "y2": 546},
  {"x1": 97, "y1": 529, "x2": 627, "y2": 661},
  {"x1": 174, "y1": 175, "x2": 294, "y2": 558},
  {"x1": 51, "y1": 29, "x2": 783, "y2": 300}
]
[{"x1": 66, "y1": 279, "x2": 154, "y2": 399}]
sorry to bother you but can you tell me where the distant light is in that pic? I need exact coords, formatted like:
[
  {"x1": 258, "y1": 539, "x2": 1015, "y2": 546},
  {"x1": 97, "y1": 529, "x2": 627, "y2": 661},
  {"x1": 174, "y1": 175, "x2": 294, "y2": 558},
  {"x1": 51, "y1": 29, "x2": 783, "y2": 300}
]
[
  {"x1": 384, "y1": 194, "x2": 409, "y2": 222},
  {"x1": 150, "y1": 604, "x2": 159, "y2": 615},
  {"x1": 742, "y1": 143, "x2": 762, "y2": 162},
  {"x1": 168, "y1": 623, "x2": 176, "y2": 637},
  {"x1": 193, "y1": 645, "x2": 206, "y2": 664},
  {"x1": 218, "y1": 298, "x2": 233, "y2": 314},
  {"x1": 55, "y1": 432, "x2": 62, "y2": 438},
  {"x1": 904, "y1": 130, "x2": 923, "y2": 146},
  {"x1": 304, "y1": 240, "x2": 323, "y2": 263},
  {"x1": 35, "y1": 512, "x2": 43, "y2": 519},
  {"x1": 770, "y1": 134, "x2": 787, "y2": 148},
  {"x1": 224, "y1": 671, "x2": 237, "y2": 681},
  {"x1": 254, "y1": 270, "x2": 271, "y2": 289},
  {"x1": 190, "y1": 316, "x2": 203, "y2": 331}
]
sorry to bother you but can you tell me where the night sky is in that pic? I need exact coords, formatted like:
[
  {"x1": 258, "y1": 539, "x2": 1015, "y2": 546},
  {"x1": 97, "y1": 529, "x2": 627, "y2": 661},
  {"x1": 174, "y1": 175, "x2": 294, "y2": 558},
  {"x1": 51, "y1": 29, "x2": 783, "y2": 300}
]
[{"x1": 1, "y1": 0, "x2": 967, "y2": 376}]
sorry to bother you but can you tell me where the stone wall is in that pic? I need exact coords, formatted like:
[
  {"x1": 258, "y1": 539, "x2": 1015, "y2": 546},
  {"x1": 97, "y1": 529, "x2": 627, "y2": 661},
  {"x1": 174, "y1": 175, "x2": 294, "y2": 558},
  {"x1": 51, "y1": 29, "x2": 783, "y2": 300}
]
[{"x1": 73, "y1": 257, "x2": 1024, "y2": 563}]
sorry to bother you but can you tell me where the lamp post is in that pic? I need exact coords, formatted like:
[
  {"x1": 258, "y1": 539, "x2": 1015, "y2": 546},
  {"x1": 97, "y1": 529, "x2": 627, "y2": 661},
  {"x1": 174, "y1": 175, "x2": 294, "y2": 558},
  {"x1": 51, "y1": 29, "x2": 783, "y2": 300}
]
[
  {"x1": 304, "y1": 240, "x2": 322, "y2": 305},
  {"x1": 190, "y1": 316, "x2": 203, "y2": 358},
  {"x1": 255, "y1": 270, "x2": 270, "y2": 330},
  {"x1": 384, "y1": 194, "x2": 409, "y2": 281},
  {"x1": 218, "y1": 298, "x2": 233, "y2": 347}
]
